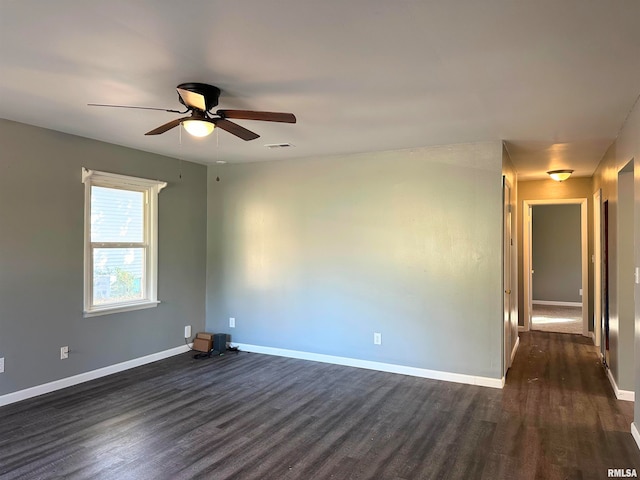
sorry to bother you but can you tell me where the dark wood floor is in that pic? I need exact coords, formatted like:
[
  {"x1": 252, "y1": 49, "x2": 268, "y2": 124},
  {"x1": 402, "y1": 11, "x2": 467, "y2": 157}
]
[{"x1": 1, "y1": 331, "x2": 638, "y2": 480}]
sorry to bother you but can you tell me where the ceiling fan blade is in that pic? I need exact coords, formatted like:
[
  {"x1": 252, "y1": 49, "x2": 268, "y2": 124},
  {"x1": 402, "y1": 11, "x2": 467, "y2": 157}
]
[
  {"x1": 145, "y1": 117, "x2": 189, "y2": 135},
  {"x1": 88, "y1": 103, "x2": 184, "y2": 113},
  {"x1": 215, "y1": 119, "x2": 260, "y2": 141},
  {"x1": 217, "y1": 109, "x2": 297, "y2": 123},
  {"x1": 177, "y1": 88, "x2": 206, "y2": 111}
]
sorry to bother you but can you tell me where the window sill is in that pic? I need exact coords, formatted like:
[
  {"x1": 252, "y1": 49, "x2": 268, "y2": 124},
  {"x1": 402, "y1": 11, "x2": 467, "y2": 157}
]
[{"x1": 84, "y1": 300, "x2": 160, "y2": 318}]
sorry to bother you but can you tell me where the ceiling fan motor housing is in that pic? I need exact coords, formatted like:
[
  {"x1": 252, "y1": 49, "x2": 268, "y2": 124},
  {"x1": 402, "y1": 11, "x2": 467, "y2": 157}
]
[{"x1": 177, "y1": 83, "x2": 221, "y2": 111}]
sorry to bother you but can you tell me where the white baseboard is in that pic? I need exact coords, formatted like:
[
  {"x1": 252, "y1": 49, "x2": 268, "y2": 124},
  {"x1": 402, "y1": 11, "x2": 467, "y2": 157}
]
[
  {"x1": 532, "y1": 300, "x2": 582, "y2": 307},
  {"x1": 0, "y1": 344, "x2": 191, "y2": 408},
  {"x1": 510, "y1": 336, "x2": 520, "y2": 364},
  {"x1": 518, "y1": 325, "x2": 526, "y2": 332},
  {"x1": 632, "y1": 423, "x2": 640, "y2": 453},
  {"x1": 607, "y1": 367, "x2": 635, "y2": 402},
  {"x1": 233, "y1": 343, "x2": 504, "y2": 389},
  {"x1": 589, "y1": 331, "x2": 596, "y2": 344}
]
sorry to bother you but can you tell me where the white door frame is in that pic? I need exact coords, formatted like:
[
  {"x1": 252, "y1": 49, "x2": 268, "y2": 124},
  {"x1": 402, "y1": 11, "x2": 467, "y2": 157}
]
[
  {"x1": 524, "y1": 203, "x2": 533, "y2": 330},
  {"x1": 522, "y1": 198, "x2": 589, "y2": 336},
  {"x1": 503, "y1": 177, "x2": 513, "y2": 375},
  {"x1": 593, "y1": 189, "x2": 602, "y2": 347}
]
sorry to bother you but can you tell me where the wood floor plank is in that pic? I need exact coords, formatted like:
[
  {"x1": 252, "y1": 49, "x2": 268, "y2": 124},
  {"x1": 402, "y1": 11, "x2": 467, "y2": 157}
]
[{"x1": 1, "y1": 332, "x2": 639, "y2": 479}]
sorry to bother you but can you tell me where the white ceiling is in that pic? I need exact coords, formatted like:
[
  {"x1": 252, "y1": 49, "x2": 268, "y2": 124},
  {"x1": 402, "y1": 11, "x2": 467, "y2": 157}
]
[{"x1": 2, "y1": 1, "x2": 640, "y2": 180}]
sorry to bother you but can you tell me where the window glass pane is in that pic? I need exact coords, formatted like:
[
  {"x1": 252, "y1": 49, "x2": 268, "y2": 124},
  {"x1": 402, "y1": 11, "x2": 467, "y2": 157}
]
[
  {"x1": 93, "y1": 247, "x2": 145, "y2": 305},
  {"x1": 91, "y1": 186, "x2": 144, "y2": 243}
]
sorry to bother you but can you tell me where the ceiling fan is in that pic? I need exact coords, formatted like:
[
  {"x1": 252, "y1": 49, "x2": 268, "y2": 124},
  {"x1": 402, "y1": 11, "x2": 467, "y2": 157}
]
[{"x1": 89, "y1": 83, "x2": 296, "y2": 141}]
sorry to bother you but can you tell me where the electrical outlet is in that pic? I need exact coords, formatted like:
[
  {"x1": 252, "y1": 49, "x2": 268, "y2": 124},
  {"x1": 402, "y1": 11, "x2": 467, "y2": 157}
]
[
  {"x1": 0, "y1": 357, "x2": 4, "y2": 373},
  {"x1": 60, "y1": 346, "x2": 69, "y2": 360},
  {"x1": 579, "y1": 288, "x2": 583, "y2": 296},
  {"x1": 184, "y1": 325, "x2": 191, "y2": 338},
  {"x1": 230, "y1": 317, "x2": 236, "y2": 328},
  {"x1": 374, "y1": 332, "x2": 382, "y2": 345}
]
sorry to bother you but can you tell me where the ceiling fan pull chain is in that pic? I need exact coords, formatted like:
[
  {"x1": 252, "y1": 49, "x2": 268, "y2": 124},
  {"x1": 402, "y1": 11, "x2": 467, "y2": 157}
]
[
  {"x1": 215, "y1": 128, "x2": 221, "y2": 182},
  {"x1": 179, "y1": 124, "x2": 183, "y2": 179}
]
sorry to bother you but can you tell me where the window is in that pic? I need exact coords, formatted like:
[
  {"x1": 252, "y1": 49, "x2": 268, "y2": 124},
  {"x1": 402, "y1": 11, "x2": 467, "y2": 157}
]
[{"x1": 82, "y1": 168, "x2": 166, "y2": 316}]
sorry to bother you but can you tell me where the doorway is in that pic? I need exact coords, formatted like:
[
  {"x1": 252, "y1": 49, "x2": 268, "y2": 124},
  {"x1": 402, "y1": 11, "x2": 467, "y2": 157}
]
[
  {"x1": 603, "y1": 199, "x2": 610, "y2": 365},
  {"x1": 593, "y1": 189, "x2": 602, "y2": 348},
  {"x1": 523, "y1": 198, "x2": 589, "y2": 335},
  {"x1": 530, "y1": 204, "x2": 582, "y2": 334},
  {"x1": 613, "y1": 162, "x2": 635, "y2": 382}
]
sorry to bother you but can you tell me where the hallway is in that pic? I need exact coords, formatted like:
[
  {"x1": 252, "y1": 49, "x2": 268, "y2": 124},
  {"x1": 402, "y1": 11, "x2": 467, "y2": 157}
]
[{"x1": 500, "y1": 331, "x2": 639, "y2": 478}]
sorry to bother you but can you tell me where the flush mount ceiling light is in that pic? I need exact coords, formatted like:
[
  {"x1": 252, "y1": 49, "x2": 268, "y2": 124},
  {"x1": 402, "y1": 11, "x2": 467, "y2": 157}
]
[
  {"x1": 547, "y1": 169, "x2": 574, "y2": 182},
  {"x1": 182, "y1": 119, "x2": 215, "y2": 137}
]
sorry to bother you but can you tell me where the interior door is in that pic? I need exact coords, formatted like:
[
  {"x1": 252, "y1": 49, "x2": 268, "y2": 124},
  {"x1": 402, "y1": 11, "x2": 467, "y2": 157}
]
[
  {"x1": 503, "y1": 177, "x2": 512, "y2": 374},
  {"x1": 593, "y1": 190, "x2": 602, "y2": 347},
  {"x1": 527, "y1": 205, "x2": 533, "y2": 330},
  {"x1": 603, "y1": 199, "x2": 610, "y2": 364}
]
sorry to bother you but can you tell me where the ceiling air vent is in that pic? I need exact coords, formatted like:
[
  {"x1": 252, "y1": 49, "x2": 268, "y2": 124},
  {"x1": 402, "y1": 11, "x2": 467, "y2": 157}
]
[{"x1": 264, "y1": 143, "x2": 294, "y2": 149}]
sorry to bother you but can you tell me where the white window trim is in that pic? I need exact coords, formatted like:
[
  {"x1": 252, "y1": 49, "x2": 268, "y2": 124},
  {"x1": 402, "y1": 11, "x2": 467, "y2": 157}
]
[{"x1": 82, "y1": 168, "x2": 167, "y2": 317}]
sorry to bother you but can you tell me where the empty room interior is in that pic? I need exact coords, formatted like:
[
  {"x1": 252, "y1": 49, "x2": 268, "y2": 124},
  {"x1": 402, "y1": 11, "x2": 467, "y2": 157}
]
[{"x1": 2, "y1": 1, "x2": 640, "y2": 479}]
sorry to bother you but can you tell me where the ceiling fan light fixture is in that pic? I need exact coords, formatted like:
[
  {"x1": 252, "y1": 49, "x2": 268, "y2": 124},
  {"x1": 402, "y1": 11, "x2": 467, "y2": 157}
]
[
  {"x1": 547, "y1": 169, "x2": 574, "y2": 182},
  {"x1": 183, "y1": 119, "x2": 214, "y2": 137},
  {"x1": 94, "y1": 83, "x2": 294, "y2": 140}
]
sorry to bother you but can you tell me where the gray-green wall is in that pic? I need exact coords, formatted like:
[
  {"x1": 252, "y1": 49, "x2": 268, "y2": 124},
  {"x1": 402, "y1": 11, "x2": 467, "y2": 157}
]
[
  {"x1": 0, "y1": 120, "x2": 207, "y2": 396},
  {"x1": 1, "y1": 123, "x2": 507, "y2": 397},
  {"x1": 206, "y1": 142, "x2": 505, "y2": 379},
  {"x1": 616, "y1": 165, "x2": 634, "y2": 394},
  {"x1": 593, "y1": 96, "x2": 639, "y2": 399},
  {"x1": 532, "y1": 204, "x2": 582, "y2": 303}
]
